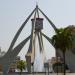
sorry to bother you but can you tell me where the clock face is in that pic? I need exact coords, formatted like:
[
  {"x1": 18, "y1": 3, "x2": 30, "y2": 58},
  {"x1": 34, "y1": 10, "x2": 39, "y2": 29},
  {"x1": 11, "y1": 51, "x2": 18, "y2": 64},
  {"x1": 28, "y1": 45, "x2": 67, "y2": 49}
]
[
  {"x1": 35, "y1": 20, "x2": 43, "y2": 30},
  {"x1": 36, "y1": 20, "x2": 41, "y2": 26},
  {"x1": 31, "y1": 18, "x2": 43, "y2": 30}
]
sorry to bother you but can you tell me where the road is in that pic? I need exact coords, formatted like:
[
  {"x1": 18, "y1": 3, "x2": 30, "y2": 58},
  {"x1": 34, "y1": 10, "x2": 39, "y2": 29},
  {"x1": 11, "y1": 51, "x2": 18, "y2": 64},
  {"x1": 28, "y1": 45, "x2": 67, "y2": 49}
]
[{"x1": 0, "y1": 72, "x2": 75, "y2": 75}]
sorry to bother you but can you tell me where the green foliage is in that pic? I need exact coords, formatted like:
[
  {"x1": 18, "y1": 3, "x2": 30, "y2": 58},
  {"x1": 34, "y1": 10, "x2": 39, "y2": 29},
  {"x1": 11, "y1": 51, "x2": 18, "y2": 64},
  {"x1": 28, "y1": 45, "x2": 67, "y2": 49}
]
[
  {"x1": 17, "y1": 60, "x2": 27, "y2": 74},
  {"x1": 52, "y1": 27, "x2": 73, "y2": 75},
  {"x1": 52, "y1": 28, "x2": 73, "y2": 52}
]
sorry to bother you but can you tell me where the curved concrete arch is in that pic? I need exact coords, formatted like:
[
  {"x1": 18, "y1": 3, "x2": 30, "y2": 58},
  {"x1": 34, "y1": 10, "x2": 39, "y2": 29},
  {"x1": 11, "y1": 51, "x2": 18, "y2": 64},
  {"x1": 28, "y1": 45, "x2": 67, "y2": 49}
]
[
  {"x1": 38, "y1": 8, "x2": 58, "y2": 33},
  {"x1": 40, "y1": 32, "x2": 54, "y2": 47},
  {"x1": 10, "y1": 35, "x2": 31, "y2": 60},
  {"x1": 2, "y1": 35, "x2": 31, "y2": 64},
  {"x1": 5, "y1": 8, "x2": 36, "y2": 57},
  {"x1": 26, "y1": 10, "x2": 37, "y2": 54},
  {"x1": 37, "y1": 33, "x2": 42, "y2": 52}
]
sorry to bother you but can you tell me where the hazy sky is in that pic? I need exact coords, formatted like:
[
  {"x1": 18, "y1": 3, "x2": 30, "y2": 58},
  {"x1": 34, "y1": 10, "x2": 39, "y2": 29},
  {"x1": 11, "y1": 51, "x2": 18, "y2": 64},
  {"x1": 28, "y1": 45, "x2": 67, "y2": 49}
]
[{"x1": 0, "y1": 0, "x2": 75, "y2": 60}]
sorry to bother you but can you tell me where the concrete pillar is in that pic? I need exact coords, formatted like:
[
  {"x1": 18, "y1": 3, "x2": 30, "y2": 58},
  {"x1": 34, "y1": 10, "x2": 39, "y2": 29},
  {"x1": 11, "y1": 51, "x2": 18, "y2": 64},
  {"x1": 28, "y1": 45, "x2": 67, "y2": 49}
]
[{"x1": 25, "y1": 56, "x2": 31, "y2": 73}]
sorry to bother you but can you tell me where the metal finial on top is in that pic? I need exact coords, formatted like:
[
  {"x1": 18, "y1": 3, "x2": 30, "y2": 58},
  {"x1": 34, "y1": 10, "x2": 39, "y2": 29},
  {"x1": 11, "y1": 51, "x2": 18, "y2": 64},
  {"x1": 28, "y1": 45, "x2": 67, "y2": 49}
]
[
  {"x1": 36, "y1": 1, "x2": 38, "y2": 8},
  {"x1": 36, "y1": 1, "x2": 39, "y2": 18}
]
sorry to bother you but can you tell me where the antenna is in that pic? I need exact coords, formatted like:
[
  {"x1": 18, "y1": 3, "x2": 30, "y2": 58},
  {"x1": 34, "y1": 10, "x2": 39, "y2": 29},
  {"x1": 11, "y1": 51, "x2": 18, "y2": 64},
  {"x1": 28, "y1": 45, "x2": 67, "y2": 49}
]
[{"x1": 36, "y1": 1, "x2": 39, "y2": 18}]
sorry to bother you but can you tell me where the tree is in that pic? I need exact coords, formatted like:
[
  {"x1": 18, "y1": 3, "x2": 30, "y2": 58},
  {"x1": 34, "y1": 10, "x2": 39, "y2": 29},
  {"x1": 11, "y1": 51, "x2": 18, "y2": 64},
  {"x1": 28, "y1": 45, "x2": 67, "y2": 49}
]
[
  {"x1": 52, "y1": 28, "x2": 72, "y2": 75},
  {"x1": 17, "y1": 60, "x2": 27, "y2": 75}
]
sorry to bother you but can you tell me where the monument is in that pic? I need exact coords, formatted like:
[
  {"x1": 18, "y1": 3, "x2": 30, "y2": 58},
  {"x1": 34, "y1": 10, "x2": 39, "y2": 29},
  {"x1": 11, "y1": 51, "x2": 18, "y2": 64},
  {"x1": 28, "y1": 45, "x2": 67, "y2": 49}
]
[{"x1": 0, "y1": 5, "x2": 57, "y2": 75}]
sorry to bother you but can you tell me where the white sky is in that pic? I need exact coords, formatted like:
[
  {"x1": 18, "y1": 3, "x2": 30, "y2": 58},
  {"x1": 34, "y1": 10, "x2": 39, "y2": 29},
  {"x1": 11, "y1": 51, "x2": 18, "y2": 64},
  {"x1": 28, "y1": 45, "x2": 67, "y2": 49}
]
[{"x1": 0, "y1": 0, "x2": 75, "y2": 60}]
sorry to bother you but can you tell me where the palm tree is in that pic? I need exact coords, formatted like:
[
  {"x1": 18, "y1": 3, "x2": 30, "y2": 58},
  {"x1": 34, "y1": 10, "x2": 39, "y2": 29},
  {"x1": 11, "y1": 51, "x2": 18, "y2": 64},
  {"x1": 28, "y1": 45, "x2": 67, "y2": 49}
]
[
  {"x1": 17, "y1": 60, "x2": 27, "y2": 75},
  {"x1": 52, "y1": 28, "x2": 72, "y2": 75}
]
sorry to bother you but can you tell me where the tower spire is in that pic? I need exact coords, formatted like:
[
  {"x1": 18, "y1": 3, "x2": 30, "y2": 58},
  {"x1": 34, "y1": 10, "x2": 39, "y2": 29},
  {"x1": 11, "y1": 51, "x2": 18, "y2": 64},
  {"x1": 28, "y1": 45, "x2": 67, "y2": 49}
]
[
  {"x1": 36, "y1": 2, "x2": 39, "y2": 18},
  {"x1": 36, "y1": 1, "x2": 38, "y2": 7}
]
